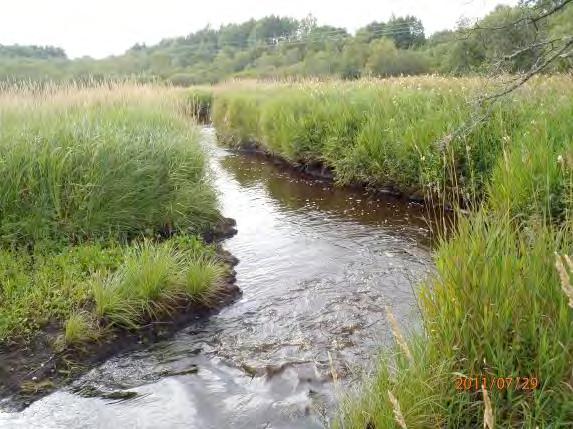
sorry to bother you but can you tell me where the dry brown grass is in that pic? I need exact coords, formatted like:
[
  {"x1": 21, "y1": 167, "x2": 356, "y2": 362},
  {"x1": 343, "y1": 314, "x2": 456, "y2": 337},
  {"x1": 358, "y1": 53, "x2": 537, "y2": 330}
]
[
  {"x1": 0, "y1": 81, "x2": 188, "y2": 115},
  {"x1": 387, "y1": 390, "x2": 408, "y2": 429},
  {"x1": 555, "y1": 253, "x2": 573, "y2": 308},
  {"x1": 385, "y1": 306, "x2": 414, "y2": 366},
  {"x1": 482, "y1": 384, "x2": 494, "y2": 429}
]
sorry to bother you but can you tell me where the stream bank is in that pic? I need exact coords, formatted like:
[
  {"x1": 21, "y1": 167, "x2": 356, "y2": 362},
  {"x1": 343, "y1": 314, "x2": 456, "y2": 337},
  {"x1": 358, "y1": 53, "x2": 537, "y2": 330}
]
[{"x1": 0, "y1": 222, "x2": 241, "y2": 412}]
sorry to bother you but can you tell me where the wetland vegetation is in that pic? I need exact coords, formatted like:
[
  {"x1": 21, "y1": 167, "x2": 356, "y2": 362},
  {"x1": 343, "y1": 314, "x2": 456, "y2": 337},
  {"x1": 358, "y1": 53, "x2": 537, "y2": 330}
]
[
  {"x1": 1, "y1": 0, "x2": 573, "y2": 427},
  {"x1": 0, "y1": 83, "x2": 237, "y2": 403}
]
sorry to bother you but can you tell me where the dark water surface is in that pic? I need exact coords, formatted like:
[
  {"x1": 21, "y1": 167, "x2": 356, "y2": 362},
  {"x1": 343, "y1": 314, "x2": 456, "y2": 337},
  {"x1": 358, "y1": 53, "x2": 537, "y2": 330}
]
[{"x1": 0, "y1": 128, "x2": 433, "y2": 428}]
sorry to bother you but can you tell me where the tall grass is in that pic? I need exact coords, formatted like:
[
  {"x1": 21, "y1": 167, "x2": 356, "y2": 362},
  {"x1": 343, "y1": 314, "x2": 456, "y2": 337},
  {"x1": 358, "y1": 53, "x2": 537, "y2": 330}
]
[
  {"x1": 212, "y1": 76, "x2": 570, "y2": 205},
  {"x1": 0, "y1": 83, "x2": 226, "y2": 346},
  {"x1": 340, "y1": 214, "x2": 573, "y2": 428},
  {"x1": 184, "y1": 88, "x2": 213, "y2": 122},
  {"x1": 0, "y1": 83, "x2": 219, "y2": 244},
  {"x1": 209, "y1": 76, "x2": 573, "y2": 427}
]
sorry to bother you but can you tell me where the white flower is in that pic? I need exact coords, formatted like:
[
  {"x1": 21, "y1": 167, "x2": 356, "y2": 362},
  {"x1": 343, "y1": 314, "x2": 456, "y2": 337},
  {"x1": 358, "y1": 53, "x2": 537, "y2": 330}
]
[{"x1": 557, "y1": 155, "x2": 564, "y2": 164}]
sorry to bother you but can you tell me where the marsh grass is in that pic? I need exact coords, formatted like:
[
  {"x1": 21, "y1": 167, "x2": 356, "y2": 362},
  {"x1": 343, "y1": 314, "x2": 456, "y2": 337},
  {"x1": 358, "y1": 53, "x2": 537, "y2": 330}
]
[
  {"x1": 184, "y1": 88, "x2": 213, "y2": 122},
  {"x1": 212, "y1": 76, "x2": 572, "y2": 207},
  {"x1": 328, "y1": 77, "x2": 573, "y2": 428},
  {"x1": 93, "y1": 239, "x2": 225, "y2": 329},
  {"x1": 63, "y1": 312, "x2": 99, "y2": 347},
  {"x1": 0, "y1": 243, "x2": 123, "y2": 342},
  {"x1": 184, "y1": 256, "x2": 226, "y2": 299},
  {"x1": 0, "y1": 82, "x2": 226, "y2": 347},
  {"x1": 0, "y1": 83, "x2": 220, "y2": 244},
  {"x1": 337, "y1": 213, "x2": 573, "y2": 428}
]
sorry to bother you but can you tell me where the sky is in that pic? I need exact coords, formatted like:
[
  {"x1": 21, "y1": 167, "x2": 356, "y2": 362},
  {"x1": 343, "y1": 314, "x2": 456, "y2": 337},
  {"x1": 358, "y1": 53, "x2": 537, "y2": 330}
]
[{"x1": 0, "y1": 0, "x2": 518, "y2": 59}]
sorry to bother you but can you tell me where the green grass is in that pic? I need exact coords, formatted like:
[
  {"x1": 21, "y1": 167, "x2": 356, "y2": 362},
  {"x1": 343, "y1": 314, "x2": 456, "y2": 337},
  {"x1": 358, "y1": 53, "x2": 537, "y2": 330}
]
[
  {"x1": 340, "y1": 214, "x2": 573, "y2": 428},
  {"x1": 92, "y1": 237, "x2": 225, "y2": 329},
  {"x1": 184, "y1": 256, "x2": 225, "y2": 297},
  {"x1": 211, "y1": 77, "x2": 570, "y2": 205},
  {"x1": 0, "y1": 238, "x2": 225, "y2": 343},
  {"x1": 0, "y1": 87, "x2": 219, "y2": 245},
  {"x1": 184, "y1": 88, "x2": 213, "y2": 122},
  {"x1": 0, "y1": 83, "x2": 227, "y2": 348},
  {"x1": 209, "y1": 76, "x2": 573, "y2": 427},
  {"x1": 0, "y1": 242, "x2": 123, "y2": 341},
  {"x1": 63, "y1": 312, "x2": 98, "y2": 347}
]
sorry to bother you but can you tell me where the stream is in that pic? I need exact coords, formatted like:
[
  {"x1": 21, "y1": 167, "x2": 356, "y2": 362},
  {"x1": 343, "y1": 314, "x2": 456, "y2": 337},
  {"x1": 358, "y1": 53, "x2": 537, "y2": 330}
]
[{"x1": 0, "y1": 127, "x2": 433, "y2": 428}]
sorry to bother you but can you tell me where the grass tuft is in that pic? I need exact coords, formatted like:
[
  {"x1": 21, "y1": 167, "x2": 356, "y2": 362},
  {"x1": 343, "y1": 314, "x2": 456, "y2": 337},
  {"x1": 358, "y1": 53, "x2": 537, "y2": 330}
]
[
  {"x1": 63, "y1": 312, "x2": 98, "y2": 346},
  {"x1": 183, "y1": 257, "x2": 225, "y2": 299},
  {"x1": 92, "y1": 240, "x2": 225, "y2": 329}
]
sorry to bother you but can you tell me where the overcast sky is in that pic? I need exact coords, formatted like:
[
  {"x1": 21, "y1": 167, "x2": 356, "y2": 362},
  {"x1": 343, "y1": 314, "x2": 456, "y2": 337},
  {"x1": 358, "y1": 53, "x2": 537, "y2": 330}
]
[{"x1": 0, "y1": 0, "x2": 517, "y2": 59}]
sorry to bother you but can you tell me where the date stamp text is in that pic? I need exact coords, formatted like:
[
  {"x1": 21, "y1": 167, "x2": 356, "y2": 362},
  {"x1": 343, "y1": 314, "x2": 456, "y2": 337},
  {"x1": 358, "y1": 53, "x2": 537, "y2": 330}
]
[{"x1": 455, "y1": 376, "x2": 539, "y2": 391}]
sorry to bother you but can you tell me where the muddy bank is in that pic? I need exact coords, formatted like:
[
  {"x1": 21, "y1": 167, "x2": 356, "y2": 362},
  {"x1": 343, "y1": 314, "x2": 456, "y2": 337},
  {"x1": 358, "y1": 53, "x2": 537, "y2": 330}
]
[
  {"x1": 219, "y1": 138, "x2": 448, "y2": 209},
  {"x1": 0, "y1": 220, "x2": 241, "y2": 412}
]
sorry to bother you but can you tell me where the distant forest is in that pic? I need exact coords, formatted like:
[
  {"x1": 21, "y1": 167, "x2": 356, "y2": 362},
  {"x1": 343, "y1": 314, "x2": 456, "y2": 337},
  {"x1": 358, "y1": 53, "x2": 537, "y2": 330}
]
[{"x1": 1, "y1": 3, "x2": 571, "y2": 84}]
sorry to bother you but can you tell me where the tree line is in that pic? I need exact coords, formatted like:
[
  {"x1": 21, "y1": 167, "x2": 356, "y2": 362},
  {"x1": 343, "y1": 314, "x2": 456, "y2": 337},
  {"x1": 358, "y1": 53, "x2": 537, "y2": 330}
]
[{"x1": 0, "y1": 2, "x2": 571, "y2": 85}]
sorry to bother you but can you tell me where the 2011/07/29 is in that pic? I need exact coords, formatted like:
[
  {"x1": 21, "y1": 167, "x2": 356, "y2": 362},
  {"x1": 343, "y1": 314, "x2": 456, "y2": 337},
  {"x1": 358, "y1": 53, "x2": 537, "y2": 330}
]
[{"x1": 455, "y1": 376, "x2": 539, "y2": 391}]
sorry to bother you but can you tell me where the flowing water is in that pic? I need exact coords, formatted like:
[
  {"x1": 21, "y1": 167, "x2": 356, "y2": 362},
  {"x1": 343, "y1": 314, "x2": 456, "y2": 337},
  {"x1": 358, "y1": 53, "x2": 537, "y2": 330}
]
[{"x1": 0, "y1": 128, "x2": 434, "y2": 428}]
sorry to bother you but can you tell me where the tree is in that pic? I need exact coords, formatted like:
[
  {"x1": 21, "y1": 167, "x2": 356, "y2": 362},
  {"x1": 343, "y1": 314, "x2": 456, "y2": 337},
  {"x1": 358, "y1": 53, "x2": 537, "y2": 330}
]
[
  {"x1": 0, "y1": 6, "x2": 570, "y2": 85},
  {"x1": 366, "y1": 38, "x2": 429, "y2": 77},
  {"x1": 0, "y1": 45, "x2": 67, "y2": 60},
  {"x1": 340, "y1": 40, "x2": 370, "y2": 79},
  {"x1": 249, "y1": 16, "x2": 300, "y2": 45},
  {"x1": 446, "y1": 38, "x2": 487, "y2": 74},
  {"x1": 366, "y1": 38, "x2": 398, "y2": 75},
  {"x1": 386, "y1": 15, "x2": 425, "y2": 49},
  {"x1": 356, "y1": 22, "x2": 388, "y2": 43},
  {"x1": 475, "y1": 5, "x2": 540, "y2": 71}
]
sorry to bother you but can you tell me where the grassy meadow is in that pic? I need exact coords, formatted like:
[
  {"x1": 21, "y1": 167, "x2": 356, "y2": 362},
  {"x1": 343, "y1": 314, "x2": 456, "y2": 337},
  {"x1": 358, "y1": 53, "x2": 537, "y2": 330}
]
[
  {"x1": 208, "y1": 76, "x2": 573, "y2": 427},
  {"x1": 0, "y1": 83, "x2": 227, "y2": 347}
]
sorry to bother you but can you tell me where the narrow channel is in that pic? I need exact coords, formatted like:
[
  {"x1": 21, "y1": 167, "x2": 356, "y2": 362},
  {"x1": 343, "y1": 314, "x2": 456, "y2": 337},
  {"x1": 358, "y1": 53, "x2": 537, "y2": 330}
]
[{"x1": 0, "y1": 127, "x2": 433, "y2": 428}]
